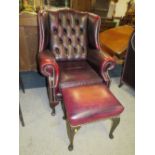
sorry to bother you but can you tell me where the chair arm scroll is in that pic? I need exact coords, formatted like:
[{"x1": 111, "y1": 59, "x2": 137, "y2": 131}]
[
  {"x1": 38, "y1": 50, "x2": 59, "y2": 88},
  {"x1": 87, "y1": 49, "x2": 115, "y2": 87}
]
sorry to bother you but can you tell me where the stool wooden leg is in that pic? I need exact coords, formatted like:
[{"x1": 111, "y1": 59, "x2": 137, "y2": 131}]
[
  {"x1": 66, "y1": 121, "x2": 80, "y2": 151},
  {"x1": 109, "y1": 117, "x2": 120, "y2": 139}
]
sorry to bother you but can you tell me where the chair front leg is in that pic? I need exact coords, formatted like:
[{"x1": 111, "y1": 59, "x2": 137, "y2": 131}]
[
  {"x1": 48, "y1": 76, "x2": 58, "y2": 116},
  {"x1": 109, "y1": 117, "x2": 120, "y2": 139},
  {"x1": 66, "y1": 121, "x2": 80, "y2": 151}
]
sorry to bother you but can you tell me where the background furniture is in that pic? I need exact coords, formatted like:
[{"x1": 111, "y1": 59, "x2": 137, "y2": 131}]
[
  {"x1": 43, "y1": 0, "x2": 92, "y2": 11},
  {"x1": 20, "y1": 0, "x2": 44, "y2": 12},
  {"x1": 99, "y1": 25, "x2": 134, "y2": 64},
  {"x1": 119, "y1": 31, "x2": 135, "y2": 89},
  {"x1": 92, "y1": 0, "x2": 119, "y2": 31},
  {"x1": 119, "y1": 0, "x2": 135, "y2": 26},
  {"x1": 70, "y1": 0, "x2": 92, "y2": 11},
  {"x1": 38, "y1": 9, "x2": 115, "y2": 115},
  {"x1": 19, "y1": 12, "x2": 39, "y2": 71}
]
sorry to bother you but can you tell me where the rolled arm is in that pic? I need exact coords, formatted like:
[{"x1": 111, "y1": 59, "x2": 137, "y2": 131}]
[
  {"x1": 87, "y1": 49, "x2": 116, "y2": 87},
  {"x1": 38, "y1": 50, "x2": 59, "y2": 88}
]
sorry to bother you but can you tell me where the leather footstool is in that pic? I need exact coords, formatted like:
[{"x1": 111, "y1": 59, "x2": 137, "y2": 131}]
[{"x1": 62, "y1": 84, "x2": 124, "y2": 151}]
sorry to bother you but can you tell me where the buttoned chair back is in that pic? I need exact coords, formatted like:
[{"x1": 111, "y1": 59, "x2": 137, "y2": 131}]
[
  {"x1": 49, "y1": 10, "x2": 88, "y2": 61},
  {"x1": 38, "y1": 9, "x2": 101, "y2": 61}
]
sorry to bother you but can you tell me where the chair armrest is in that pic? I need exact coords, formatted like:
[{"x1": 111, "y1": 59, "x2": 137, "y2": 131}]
[
  {"x1": 87, "y1": 13, "x2": 101, "y2": 49},
  {"x1": 38, "y1": 50, "x2": 59, "y2": 88},
  {"x1": 87, "y1": 49, "x2": 115, "y2": 87}
]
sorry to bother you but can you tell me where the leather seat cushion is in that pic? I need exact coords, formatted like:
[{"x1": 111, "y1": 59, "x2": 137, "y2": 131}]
[
  {"x1": 62, "y1": 84, "x2": 124, "y2": 126},
  {"x1": 58, "y1": 61, "x2": 103, "y2": 89}
]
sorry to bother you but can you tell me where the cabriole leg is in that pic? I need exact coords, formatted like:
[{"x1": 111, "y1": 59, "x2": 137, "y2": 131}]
[
  {"x1": 109, "y1": 117, "x2": 120, "y2": 139},
  {"x1": 66, "y1": 121, "x2": 80, "y2": 151}
]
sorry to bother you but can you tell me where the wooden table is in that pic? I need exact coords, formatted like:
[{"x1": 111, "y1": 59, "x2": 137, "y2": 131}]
[{"x1": 99, "y1": 25, "x2": 134, "y2": 63}]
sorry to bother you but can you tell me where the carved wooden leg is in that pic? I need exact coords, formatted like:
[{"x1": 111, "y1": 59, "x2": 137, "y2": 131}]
[
  {"x1": 48, "y1": 76, "x2": 58, "y2": 116},
  {"x1": 109, "y1": 117, "x2": 120, "y2": 139},
  {"x1": 66, "y1": 121, "x2": 80, "y2": 151}
]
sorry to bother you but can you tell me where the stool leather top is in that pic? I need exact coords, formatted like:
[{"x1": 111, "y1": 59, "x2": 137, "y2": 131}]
[{"x1": 62, "y1": 84, "x2": 124, "y2": 126}]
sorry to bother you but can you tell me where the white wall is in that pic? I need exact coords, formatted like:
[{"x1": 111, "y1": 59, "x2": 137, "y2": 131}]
[{"x1": 115, "y1": 0, "x2": 130, "y2": 17}]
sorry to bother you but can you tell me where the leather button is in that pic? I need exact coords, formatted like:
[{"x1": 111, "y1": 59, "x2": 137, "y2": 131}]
[
  {"x1": 59, "y1": 38, "x2": 63, "y2": 44},
  {"x1": 53, "y1": 27, "x2": 58, "y2": 34},
  {"x1": 80, "y1": 28, "x2": 83, "y2": 34},
  {"x1": 55, "y1": 48, "x2": 60, "y2": 55},
  {"x1": 82, "y1": 47, "x2": 85, "y2": 53},
  {"x1": 63, "y1": 28, "x2": 67, "y2": 35},
  {"x1": 75, "y1": 19, "x2": 79, "y2": 25},
  {"x1": 74, "y1": 47, "x2": 77, "y2": 53},
  {"x1": 77, "y1": 38, "x2": 80, "y2": 43},
  {"x1": 72, "y1": 28, "x2": 75, "y2": 34},
  {"x1": 68, "y1": 38, "x2": 72, "y2": 44}
]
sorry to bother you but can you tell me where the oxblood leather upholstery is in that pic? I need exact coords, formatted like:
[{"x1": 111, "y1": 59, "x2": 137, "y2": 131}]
[
  {"x1": 49, "y1": 10, "x2": 88, "y2": 61},
  {"x1": 38, "y1": 50, "x2": 59, "y2": 88},
  {"x1": 58, "y1": 61, "x2": 102, "y2": 89},
  {"x1": 87, "y1": 49, "x2": 115, "y2": 87},
  {"x1": 62, "y1": 84, "x2": 124, "y2": 126},
  {"x1": 37, "y1": 8, "x2": 116, "y2": 111}
]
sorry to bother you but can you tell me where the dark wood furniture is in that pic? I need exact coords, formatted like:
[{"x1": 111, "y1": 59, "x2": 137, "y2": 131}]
[
  {"x1": 99, "y1": 25, "x2": 134, "y2": 64},
  {"x1": 119, "y1": 32, "x2": 135, "y2": 89},
  {"x1": 119, "y1": 0, "x2": 135, "y2": 26},
  {"x1": 92, "y1": 0, "x2": 119, "y2": 31},
  {"x1": 19, "y1": 12, "x2": 39, "y2": 71}
]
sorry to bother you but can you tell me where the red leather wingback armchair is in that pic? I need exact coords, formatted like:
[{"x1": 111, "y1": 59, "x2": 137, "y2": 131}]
[{"x1": 38, "y1": 9, "x2": 115, "y2": 115}]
